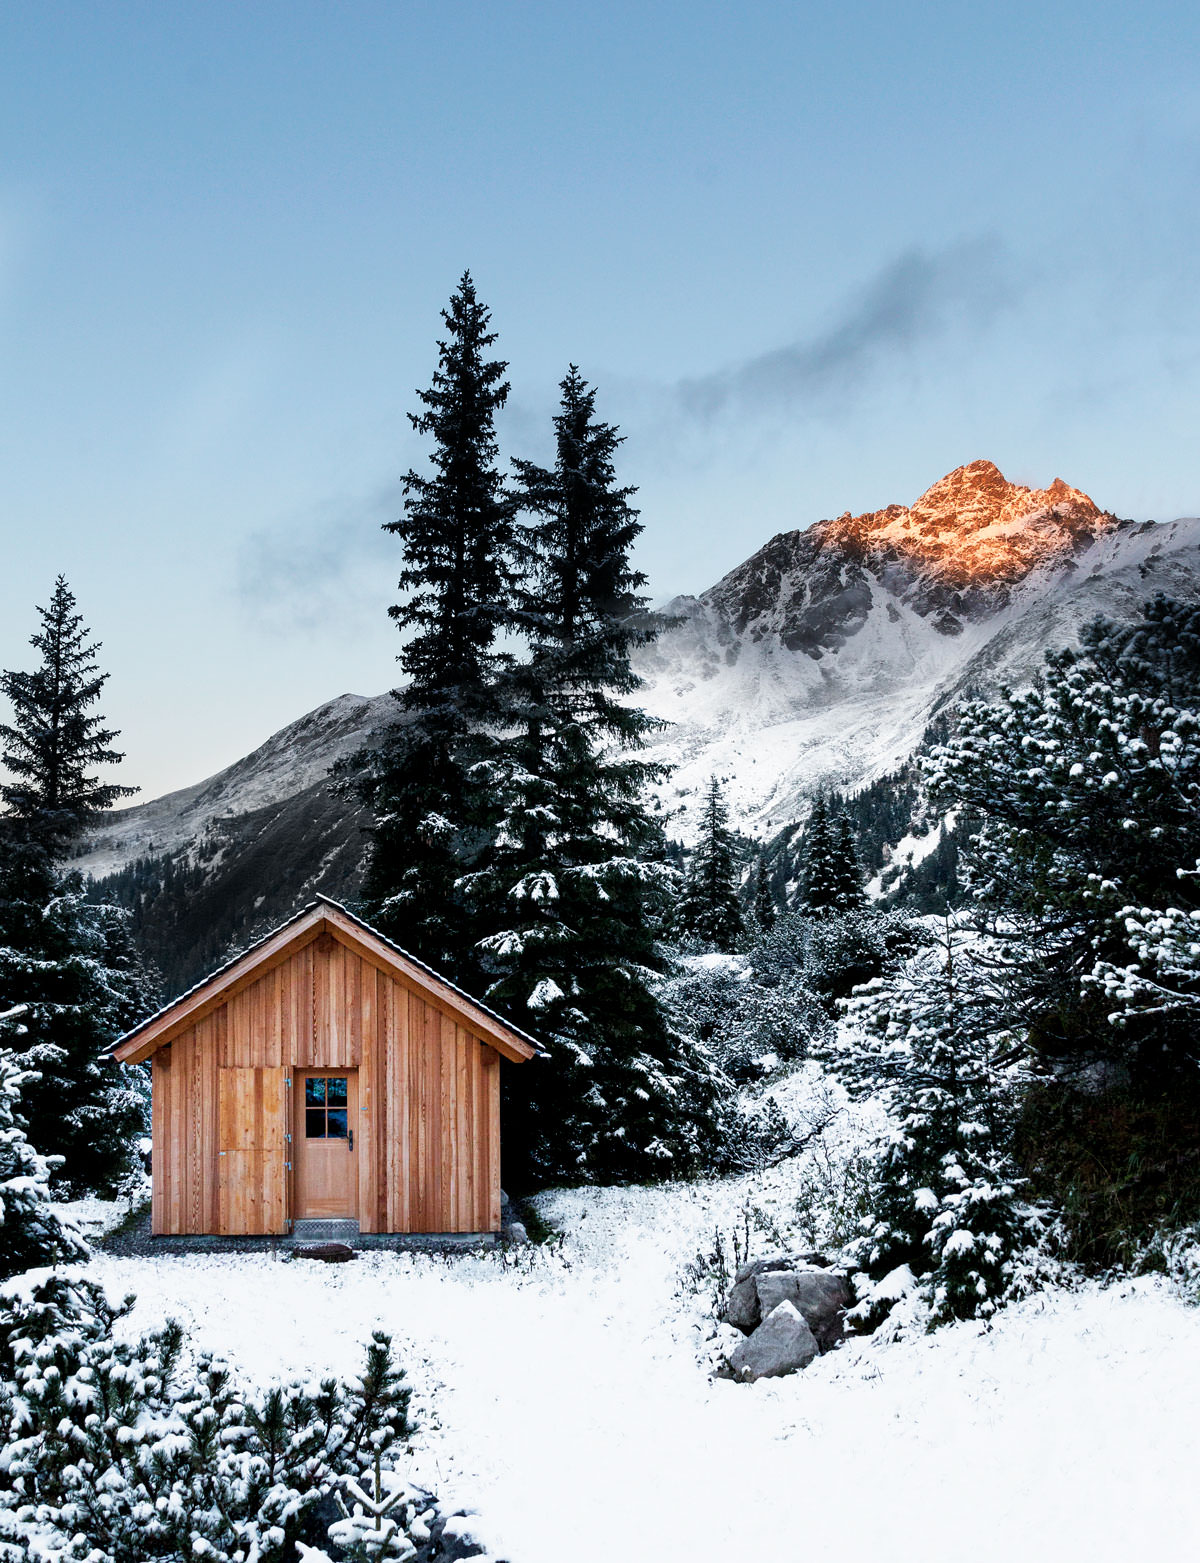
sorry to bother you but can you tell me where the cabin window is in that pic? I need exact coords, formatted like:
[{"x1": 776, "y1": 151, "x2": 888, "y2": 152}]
[{"x1": 304, "y1": 1076, "x2": 349, "y2": 1138}]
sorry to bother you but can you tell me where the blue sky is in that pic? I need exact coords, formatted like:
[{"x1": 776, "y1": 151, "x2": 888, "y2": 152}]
[{"x1": 2, "y1": 1, "x2": 1200, "y2": 797}]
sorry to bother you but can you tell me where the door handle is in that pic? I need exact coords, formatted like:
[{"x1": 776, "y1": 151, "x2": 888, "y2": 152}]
[{"x1": 348, "y1": 1129, "x2": 354, "y2": 1151}]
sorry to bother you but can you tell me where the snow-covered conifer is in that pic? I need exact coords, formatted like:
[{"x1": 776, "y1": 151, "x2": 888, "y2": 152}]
[
  {"x1": 830, "y1": 814, "x2": 866, "y2": 912},
  {"x1": 0, "y1": 845, "x2": 148, "y2": 1194},
  {"x1": 345, "y1": 274, "x2": 515, "y2": 983},
  {"x1": 926, "y1": 592, "x2": 1200, "y2": 1089},
  {"x1": 1, "y1": 584, "x2": 151, "y2": 1192},
  {"x1": 0, "y1": 1297, "x2": 415, "y2": 1563},
  {"x1": 798, "y1": 798, "x2": 841, "y2": 915},
  {"x1": 675, "y1": 777, "x2": 744, "y2": 949},
  {"x1": 0, "y1": 1013, "x2": 89, "y2": 1281},
  {"x1": 751, "y1": 856, "x2": 777, "y2": 931},
  {"x1": 471, "y1": 366, "x2": 723, "y2": 1185},
  {"x1": 833, "y1": 916, "x2": 1047, "y2": 1325}
]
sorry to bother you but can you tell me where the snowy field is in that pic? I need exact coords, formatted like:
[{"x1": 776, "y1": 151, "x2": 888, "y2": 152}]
[{"x1": 71, "y1": 1135, "x2": 1200, "y2": 1563}]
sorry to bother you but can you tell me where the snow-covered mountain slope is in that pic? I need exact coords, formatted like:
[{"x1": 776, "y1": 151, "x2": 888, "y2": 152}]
[
  {"x1": 77, "y1": 461, "x2": 1200, "y2": 988},
  {"x1": 77, "y1": 691, "x2": 394, "y2": 880}
]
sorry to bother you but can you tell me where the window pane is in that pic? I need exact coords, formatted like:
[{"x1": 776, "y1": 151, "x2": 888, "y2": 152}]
[
  {"x1": 326, "y1": 1077, "x2": 348, "y2": 1107},
  {"x1": 305, "y1": 1108, "x2": 326, "y2": 1139},
  {"x1": 326, "y1": 1109, "x2": 348, "y2": 1139},
  {"x1": 305, "y1": 1078, "x2": 326, "y2": 1106}
]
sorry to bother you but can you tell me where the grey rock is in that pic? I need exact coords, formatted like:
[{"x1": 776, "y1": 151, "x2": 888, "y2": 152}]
[
  {"x1": 754, "y1": 1268, "x2": 851, "y2": 1351},
  {"x1": 728, "y1": 1301, "x2": 819, "y2": 1382},
  {"x1": 504, "y1": 1221, "x2": 530, "y2": 1245},
  {"x1": 732, "y1": 1253, "x2": 793, "y2": 1287},
  {"x1": 725, "y1": 1255, "x2": 796, "y2": 1332}
]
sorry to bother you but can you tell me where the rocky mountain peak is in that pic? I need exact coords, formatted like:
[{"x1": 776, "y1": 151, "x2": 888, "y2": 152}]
[
  {"x1": 702, "y1": 460, "x2": 1117, "y2": 644},
  {"x1": 819, "y1": 459, "x2": 1112, "y2": 591}
]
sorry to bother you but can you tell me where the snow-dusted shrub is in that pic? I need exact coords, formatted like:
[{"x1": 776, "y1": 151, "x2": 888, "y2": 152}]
[
  {"x1": 0, "y1": 1273, "x2": 415, "y2": 1563},
  {"x1": 1135, "y1": 1223, "x2": 1200, "y2": 1305},
  {"x1": 0, "y1": 1027, "x2": 90, "y2": 1282},
  {"x1": 752, "y1": 906, "x2": 918, "y2": 1007},
  {"x1": 659, "y1": 955, "x2": 828, "y2": 1087}
]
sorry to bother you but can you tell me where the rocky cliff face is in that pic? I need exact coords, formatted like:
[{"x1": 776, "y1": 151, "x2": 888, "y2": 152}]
[{"x1": 79, "y1": 462, "x2": 1200, "y2": 990}]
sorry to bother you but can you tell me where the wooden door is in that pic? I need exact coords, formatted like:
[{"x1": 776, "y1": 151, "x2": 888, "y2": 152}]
[
  {"x1": 217, "y1": 1067, "x2": 286, "y2": 1234},
  {"x1": 294, "y1": 1070, "x2": 359, "y2": 1219}
]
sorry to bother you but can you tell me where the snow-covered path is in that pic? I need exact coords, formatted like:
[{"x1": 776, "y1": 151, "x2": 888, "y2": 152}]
[{"x1": 88, "y1": 1182, "x2": 1200, "y2": 1563}]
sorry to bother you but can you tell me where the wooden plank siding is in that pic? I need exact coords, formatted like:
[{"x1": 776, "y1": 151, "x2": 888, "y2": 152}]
[{"x1": 150, "y1": 925, "x2": 503, "y2": 1236}]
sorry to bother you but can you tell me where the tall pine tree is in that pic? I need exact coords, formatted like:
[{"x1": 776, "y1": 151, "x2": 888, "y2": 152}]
[
  {"x1": 675, "y1": 776, "x2": 744, "y2": 949},
  {"x1": 471, "y1": 367, "x2": 722, "y2": 1185},
  {"x1": 0, "y1": 576, "x2": 135, "y2": 848},
  {"x1": 346, "y1": 274, "x2": 515, "y2": 980},
  {"x1": 0, "y1": 580, "x2": 149, "y2": 1193}
]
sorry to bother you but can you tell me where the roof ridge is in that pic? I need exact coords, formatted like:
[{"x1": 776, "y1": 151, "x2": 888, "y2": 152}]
[{"x1": 110, "y1": 896, "x2": 543, "y2": 1058}]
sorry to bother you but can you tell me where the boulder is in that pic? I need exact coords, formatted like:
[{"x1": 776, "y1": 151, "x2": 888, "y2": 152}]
[
  {"x1": 724, "y1": 1255, "x2": 795, "y2": 1332},
  {"x1": 293, "y1": 1241, "x2": 356, "y2": 1262},
  {"x1": 754, "y1": 1268, "x2": 852, "y2": 1351},
  {"x1": 728, "y1": 1300, "x2": 819, "y2": 1382},
  {"x1": 504, "y1": 1220, "x2": 530, "y2": 1245}
]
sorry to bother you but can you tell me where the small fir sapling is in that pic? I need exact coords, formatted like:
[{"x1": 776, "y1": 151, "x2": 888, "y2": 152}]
[{"x1": 831, "y1": 916, "x2": 1049, "y2": 1326}]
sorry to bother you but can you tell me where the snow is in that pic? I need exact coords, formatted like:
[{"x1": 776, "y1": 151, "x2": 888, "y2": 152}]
[{"x1": 64, "y1": 1154, "x2": 1200, "y2": 1563}]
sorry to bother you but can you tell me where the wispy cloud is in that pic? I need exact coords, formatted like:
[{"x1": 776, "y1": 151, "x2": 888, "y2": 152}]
[
  {"x1": 236, "y1": 483, "x2": 401, "y2": 635},
  {"x1": 675, "y1": 236, "x2": 1019, "y2": 422}
]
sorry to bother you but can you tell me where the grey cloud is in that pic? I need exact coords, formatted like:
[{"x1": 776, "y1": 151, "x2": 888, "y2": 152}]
[{"x1": 675, "y1": 237, "x2": 1019, "y2": 422}]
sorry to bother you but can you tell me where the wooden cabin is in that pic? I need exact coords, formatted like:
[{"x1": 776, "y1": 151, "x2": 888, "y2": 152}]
[{"x1": 111, "y1": 897, "x2": 538, "y2": 1237}]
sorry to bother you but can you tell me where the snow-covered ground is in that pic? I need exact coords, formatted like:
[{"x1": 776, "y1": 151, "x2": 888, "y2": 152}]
[{"x1": 74, "y1": 1146, "x2": 1200, "y2": 1563}]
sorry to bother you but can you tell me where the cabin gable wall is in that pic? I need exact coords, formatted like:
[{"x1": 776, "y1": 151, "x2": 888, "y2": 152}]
[{"x1": 151, "y1": 929, "x2": 501, "y2": 1237}]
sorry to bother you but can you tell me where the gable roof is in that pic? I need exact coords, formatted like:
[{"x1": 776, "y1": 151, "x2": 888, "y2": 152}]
[{"x1": 111, "y1": 896, "x2": 541, "y2": 1065}]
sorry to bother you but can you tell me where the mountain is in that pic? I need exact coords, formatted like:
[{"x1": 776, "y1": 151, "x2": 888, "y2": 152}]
[
  {"x1": 636, "y1": 461, "x2": 1200, "y2": 836},
  {"x1": 79, "y1": 461, "x2": 1200, "y2": 991}
]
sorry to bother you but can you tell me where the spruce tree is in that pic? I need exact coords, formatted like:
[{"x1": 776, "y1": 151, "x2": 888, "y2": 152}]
[
  {"x1": 798, "y1": 797, "x2": 840, "y2": 915},
  {"x1": 925, "y1": 592, "x2": 1200, "y2": 1088},
  {"x1": 675, "y1": 777, "x2": 744, "y2": 949},
  {"x1": 0, "y1": 849, "x2": 148, "y2": 1194},
  {"x1": 471, "y1": 367, "x2": 723, "y2": 1185},
  {"x1": 0, "y1": 583, "x2": 149, "y2": 1193},
  {"x1": 346, "y1": 274, "x2": 515, "y2": 980},
  {"x1": 834, "y1": 917, "x2": 1048, "y2": 1325},
  {"x1": 830, "y1": 814, "x2": 867, "y2": 911},
  {"x1": 0, "y1": 576, "x2": 135, "y2": 849},
  {"x1": 752, "y1": 856, "x2": 777, "y2": 931}
]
